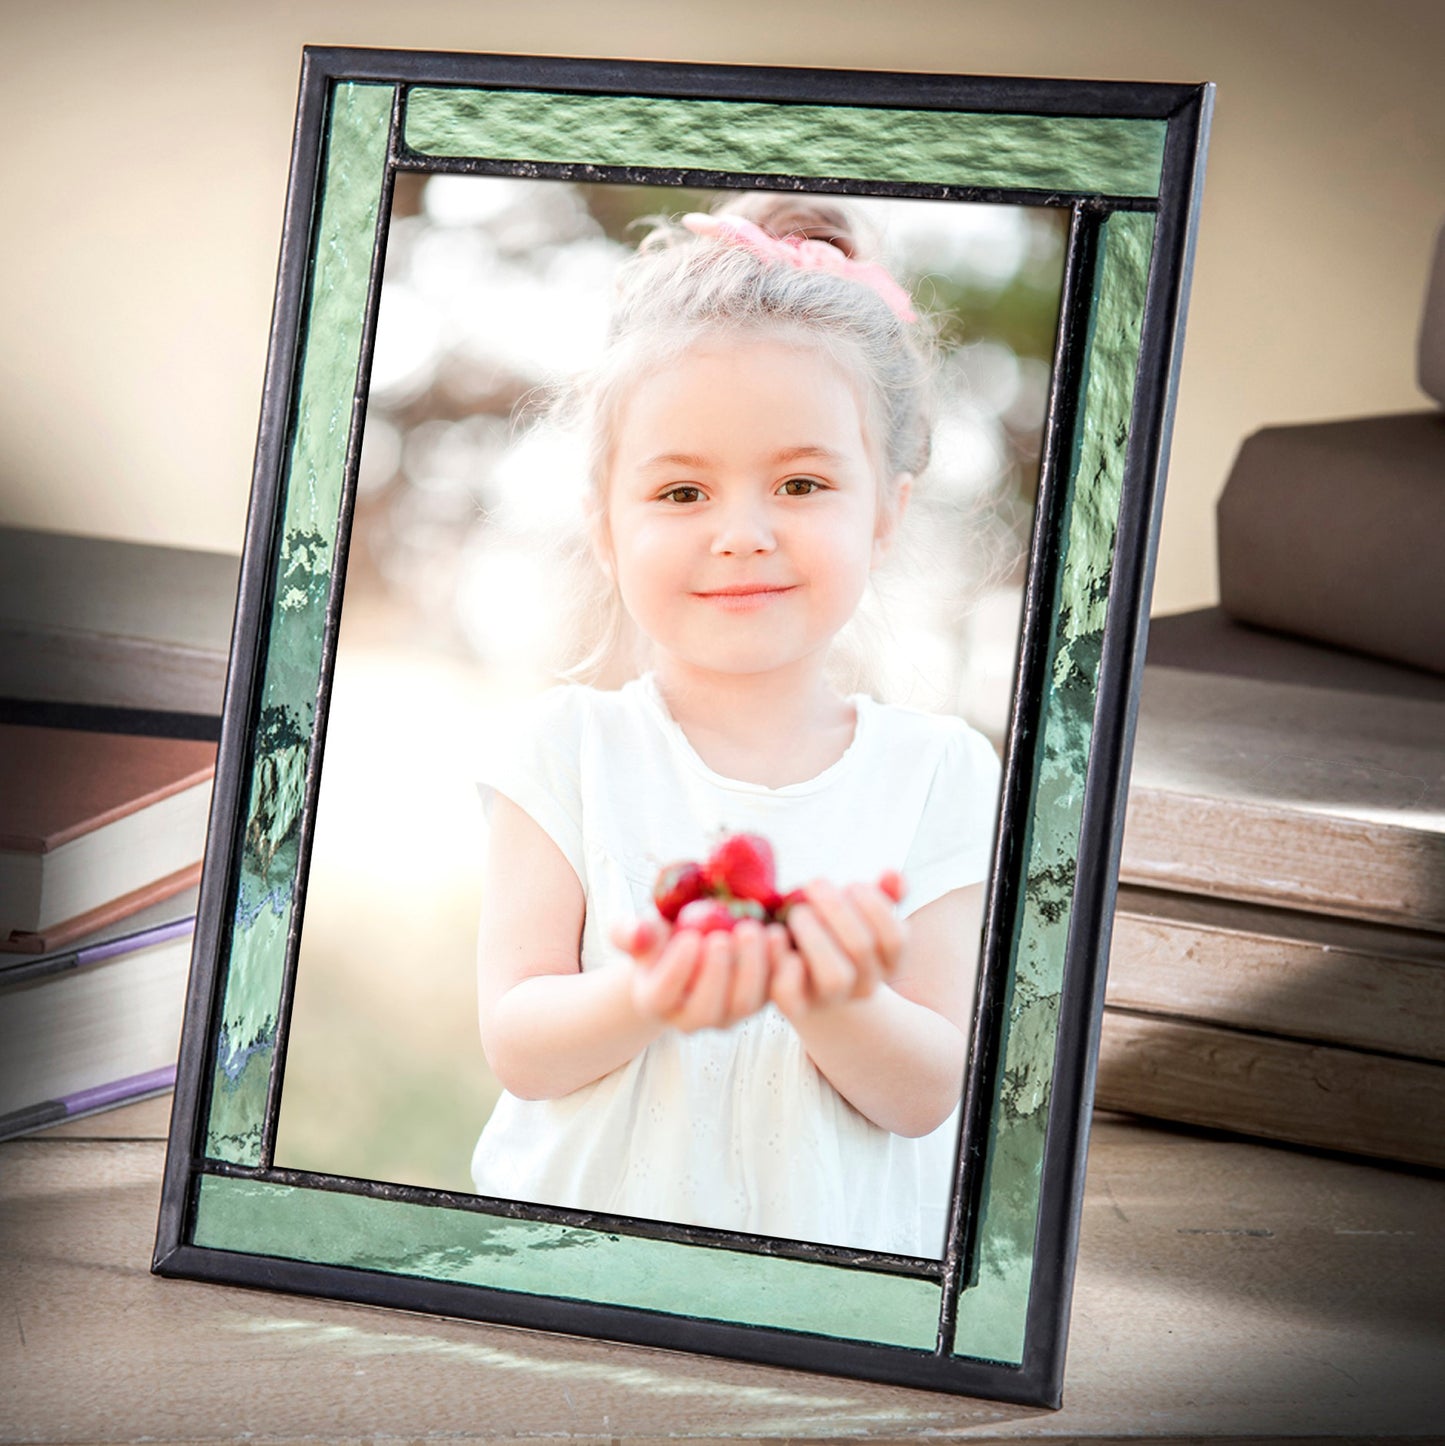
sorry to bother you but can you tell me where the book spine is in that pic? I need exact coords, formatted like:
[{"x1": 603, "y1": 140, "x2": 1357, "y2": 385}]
[{"x1": 78, "y1": 918, "x2": 195, "y2": 968}]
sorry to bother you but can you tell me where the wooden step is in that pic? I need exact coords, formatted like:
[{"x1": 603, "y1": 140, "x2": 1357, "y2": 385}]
[
  {"x1": 1096, "y1": 1008, "x2": 1445, "y2": 1170},
  {"x1": 1122, "y1": 667, "x2": 1445, "y2": 931},
  {"x1": 1108, "y1": 885, "x2": 1445, "y2": 1061}
]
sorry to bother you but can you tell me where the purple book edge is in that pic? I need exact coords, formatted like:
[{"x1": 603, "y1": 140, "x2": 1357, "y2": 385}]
[
  {"x1": 63, "y1": 1064, "x2": 177, "y2": 1115},
  {"x1": 2, "y1": 915, "x2": 196, "y2": 988},
  {"x1": 0, "y1": 1063, "x2": 178, "y2": 1140},
  {"x1": 76, "y1": 917, "x2": 195, "y2": 966}
]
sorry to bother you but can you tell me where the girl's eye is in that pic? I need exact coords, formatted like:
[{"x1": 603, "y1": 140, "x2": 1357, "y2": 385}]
[
  {"x1": 779, "y1": 476, "x2": 825, "y2": 496},
  {"x1": 659, "y1": 485, "x2": 704, "y2": 504}
]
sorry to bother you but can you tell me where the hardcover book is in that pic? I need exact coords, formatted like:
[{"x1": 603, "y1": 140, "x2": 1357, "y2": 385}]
[
  {"x1": 0, "y1": 726, "x2": 215, "y2": 947},
  {"x1": 0, "y1": 527, "x2": 238, "y2": 721},
  {"x1": 0, "y1": 887, "x2": 198, "y2": 1139}
]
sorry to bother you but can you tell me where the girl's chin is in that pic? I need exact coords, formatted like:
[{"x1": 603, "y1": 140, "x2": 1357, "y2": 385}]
[{"x1": 654, "y1": 644, "x2": 828, "y2": 680}]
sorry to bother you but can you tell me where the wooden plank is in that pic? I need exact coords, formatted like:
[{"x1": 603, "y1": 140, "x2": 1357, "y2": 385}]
[
  {"x1": 1096, "y1": 1009, "x2": 1445, "y2": 1169},
  {"x1": 1122, "y1": 668, "x2": 1445, "y2": 930},
  {"x1": 1109, "y1": 886, "x2": 1445, "y2": 1060},
  {"x1": 3, "y1": 1122, "x2": 1442, "y2": 1440}
]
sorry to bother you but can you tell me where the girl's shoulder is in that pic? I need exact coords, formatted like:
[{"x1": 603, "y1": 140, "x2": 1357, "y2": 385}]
[
  {"x1": 498, "y1": 680, "x2": 603, "y2": 731},
  {"x1": 493, "y1": 678, "x2": 656, "y2": 748},
  {"x1": 483, "y1": 684, "x2": 597, "y2": 772},
  {"x1": 862, "y1": 696, "x2": 997, "y2": 763},
  {"x1": 860, "y1": 698, "x2": 1002, "y2": 801},
  {"x1": 510, "y1": 680, "x2": 591, "y2": 717}
]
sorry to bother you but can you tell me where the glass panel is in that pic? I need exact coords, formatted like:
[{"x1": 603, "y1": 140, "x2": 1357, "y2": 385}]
[
  {"x1": 404, "y1": 88, "x2": 1166, "y2": 199},
  {"x1": 952, "y1": 209, "x2": 1155, "y2": 1363},
  {"x1": 193, "y1": 1174, "x2": 942, "y2": 1348},
  {"x1": 204, "y1": 82, "x2": 394, "y2": 1163}
]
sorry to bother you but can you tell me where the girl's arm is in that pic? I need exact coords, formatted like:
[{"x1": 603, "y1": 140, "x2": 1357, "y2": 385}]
[
  {"x1": 477, "y1": 794, "x2": 669, "y2": 1099},
  {"x1": 770, "y1": 881, "x2": 985, "y2": 1137}
]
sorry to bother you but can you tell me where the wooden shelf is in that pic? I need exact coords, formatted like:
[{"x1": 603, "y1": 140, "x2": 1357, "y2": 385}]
[{"x1": 2, "y1": 1097, "x2": 1441, "y2": 1441}]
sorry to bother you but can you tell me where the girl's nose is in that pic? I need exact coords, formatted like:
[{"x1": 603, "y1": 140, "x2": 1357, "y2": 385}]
[{"x1": 709, "y1": 498, "x2": 776, "y2": 556}]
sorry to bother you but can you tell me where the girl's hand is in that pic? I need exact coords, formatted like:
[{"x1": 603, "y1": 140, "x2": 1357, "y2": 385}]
[
  {"x1": 768, "y1": 877, "x2": 908, "y2": 1021},
  {"x1": 610, "y1": 917, "x2": 774, "y2": 1033}
]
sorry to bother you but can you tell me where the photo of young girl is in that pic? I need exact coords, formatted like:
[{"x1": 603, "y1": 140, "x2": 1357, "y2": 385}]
[
  {"x1": 272, "y1": 178, "x2": 1065, "y2": 1260},
  {"x1": 469, "y1": 197, "x2": 1001, "y2": 1258}
]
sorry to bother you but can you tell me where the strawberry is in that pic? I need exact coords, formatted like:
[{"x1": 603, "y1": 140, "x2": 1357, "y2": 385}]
[
  {"x1": 675, "y1": 898, "x2": 738, "y2": 934},
  {"x1": 705, "y1": 832, "x2": 777, "y2": 905},
  {"x1": 652, "y1": 860, "x2": 710, "y2": 922}
]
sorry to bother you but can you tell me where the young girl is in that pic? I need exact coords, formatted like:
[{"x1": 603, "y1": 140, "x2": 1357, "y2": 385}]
[{"x1": 469, "y1": 195, "x2": 1001, "y2": 1258}]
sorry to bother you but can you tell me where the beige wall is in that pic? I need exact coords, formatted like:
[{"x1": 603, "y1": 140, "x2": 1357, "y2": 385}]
[{"x1": 1, "y1": 0, "x2": 1440, "y2": 614}]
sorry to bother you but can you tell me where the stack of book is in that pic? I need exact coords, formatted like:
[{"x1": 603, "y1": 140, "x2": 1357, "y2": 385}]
[
  {"x1": 1099, "y1": 626, "x2": 1445, "y2": 1170},
  {"x1": 1099, "y1": 229, "x2": 1445, "y2": 1169},
  {"x1": 0, "y1": 528, "x2": 234, "y2": 1138}
]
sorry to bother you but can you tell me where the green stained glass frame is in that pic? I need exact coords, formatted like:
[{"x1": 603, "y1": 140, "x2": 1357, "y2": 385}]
[{"x1": 154, "y1": 47, "x2": 1211, "y2": 1407}]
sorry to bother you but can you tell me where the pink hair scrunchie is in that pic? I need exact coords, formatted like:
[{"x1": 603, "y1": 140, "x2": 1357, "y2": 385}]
[{"x1": 681, "y1": 212, "x2": 918, "y2": 324}]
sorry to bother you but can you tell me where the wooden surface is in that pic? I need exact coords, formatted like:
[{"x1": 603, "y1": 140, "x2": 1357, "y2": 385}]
[
  {"x1": 1102, "y1": 888, "x2": 1445, "y2": 1168},
  {"x1": 3, "y1": 1098, "x2": 1443, "y2": 1442},
  {"x1": 1122, "y1": 668, "x2": 1445, "y2": 931},
  {"x1": 1145, "y1": 608, "x2": 1445, "y2": 704},
  {"x1": 1108, "y1": 886, "x2": 1445, "y2": 1061},
  {"x1": 1097, "y1": 1010, "x2": 1445, "y2": 1170}
]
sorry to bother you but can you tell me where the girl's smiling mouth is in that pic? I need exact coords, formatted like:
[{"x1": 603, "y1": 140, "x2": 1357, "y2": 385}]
[{"x1": 693, "y1": 583, "x2": 799, "y2": 611}]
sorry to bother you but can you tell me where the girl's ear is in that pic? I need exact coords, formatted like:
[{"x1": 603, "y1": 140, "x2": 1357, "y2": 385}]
[
  {"x1": 872, "y1": 473, "x2": 913, "y2": 565},
  {"x1": 585, "y1": 495, "x2": 615, "y2": 579}
]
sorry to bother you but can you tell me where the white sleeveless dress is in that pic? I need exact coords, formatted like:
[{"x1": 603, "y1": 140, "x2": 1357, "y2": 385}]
[{"x1": 470, "y1": 673, "x2": 1000, "y2": 1257}]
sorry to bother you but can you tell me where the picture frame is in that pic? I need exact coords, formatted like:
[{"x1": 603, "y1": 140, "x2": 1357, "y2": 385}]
[{"x1": 153, "y1": 46, "x2": 1211, "y2": 1407}]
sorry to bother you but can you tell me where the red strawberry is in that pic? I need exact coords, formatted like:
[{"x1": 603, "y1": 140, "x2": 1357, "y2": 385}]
[
  {"x1": 878, "y1": 870, "x2": 906, "y2": 904},
  {"x1": 652, "y1": 860, "x2": 710, "y2": 922},
  {"x1": 706, "y1": 832, "x2": 776, "y2": 904},
  {"x1": 675, "y1": 898, "x2": 738, "y2": 934}
]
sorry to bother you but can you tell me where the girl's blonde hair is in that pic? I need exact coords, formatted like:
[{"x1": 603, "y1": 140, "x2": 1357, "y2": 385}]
[{"x1": 561, "y1": 192, "x2": 938, "y2": 686}]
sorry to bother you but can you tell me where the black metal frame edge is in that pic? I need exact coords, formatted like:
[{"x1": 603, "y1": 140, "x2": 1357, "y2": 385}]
[
  {"x1": 151, "y1": 1240, "x2": 1052, "y2": 1404},
  {"x1": 304, "y1": 43, "x2": 1202, "y2": 121},
  {"x1": 1011, "y1": 82, "x2": 1214, "y2": 1405},
  {"x1": 154, "y1": 48, "x2": 334, "y2": 1266},
  {"x1": 394, "y1": 155, "x2": 1158, "y2": 214}
]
